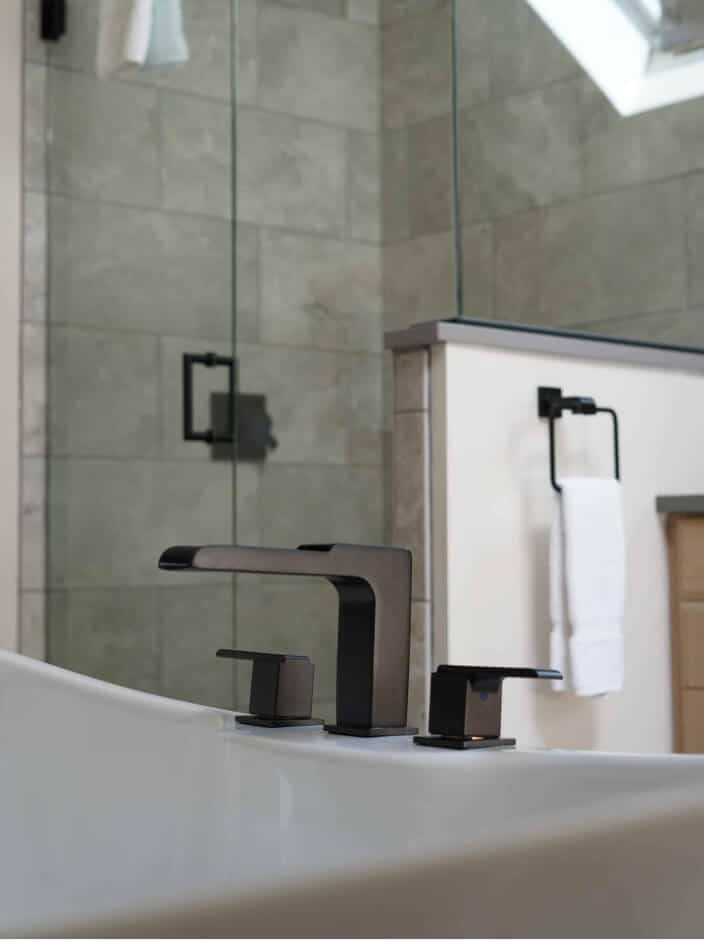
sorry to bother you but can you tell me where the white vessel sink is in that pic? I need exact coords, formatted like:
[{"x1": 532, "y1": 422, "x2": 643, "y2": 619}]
[{"x1": 3, "y1": 650, "x2": 704, "y2": 937}]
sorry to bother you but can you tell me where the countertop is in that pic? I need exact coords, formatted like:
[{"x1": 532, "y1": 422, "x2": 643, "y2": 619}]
[{"x1": 656, "y1": 495, "x2": 704, "y2": 514}]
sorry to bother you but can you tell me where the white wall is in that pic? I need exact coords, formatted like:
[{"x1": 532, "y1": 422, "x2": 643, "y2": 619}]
[
  {"x1": 0, "y1": 0, "x2": 22, "y2": 650},
  {"x1": 432, "y1": 341, "x2": 704, "y2": 752}
]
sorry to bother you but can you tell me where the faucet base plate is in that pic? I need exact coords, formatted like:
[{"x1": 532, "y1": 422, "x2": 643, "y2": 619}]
[
  {"x1": 324, "y1": 724, "x2": 418, "y2": 737},
  {"x1": 236, "y1": 715, "x2": 323, "y2": 728},
  {"x1": 413, "y1": 735, "x2": 516, "y2": 750}
]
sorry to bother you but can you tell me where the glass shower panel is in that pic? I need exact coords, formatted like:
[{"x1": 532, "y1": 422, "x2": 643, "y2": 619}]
[
  {"x1": 231, "y1": 0, "x2": 395, "y2": 721},
  {"x1": 382, "y1": 0, "x2": 459, "y2": 330},
  {"x1": 454, "y1": 0, "x2": 704, "y2": 349},
  {"x1": 42, "y1": 0, "x2": 237, "y2": 707}
]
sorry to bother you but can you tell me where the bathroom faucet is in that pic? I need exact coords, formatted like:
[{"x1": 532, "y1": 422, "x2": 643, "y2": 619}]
[{"x1": 159, "y1": 543, "x2": 416, "y2": 737}]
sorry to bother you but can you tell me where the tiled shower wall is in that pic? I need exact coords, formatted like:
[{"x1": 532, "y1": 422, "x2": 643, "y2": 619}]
[
  {"x1": 22, "y1": 0, "x2": 239, "y2": 705},
  {"x1": 20, "y1": 0, "x2": 386, "y2": 719},
  {"x1": 390, "y1": 0, "x2": 704, "y2": 345}
]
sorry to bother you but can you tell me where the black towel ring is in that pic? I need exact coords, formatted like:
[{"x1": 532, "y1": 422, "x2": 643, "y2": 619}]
[{"x1": 537, "y1": 387, "x2": 620, "y2": 494}]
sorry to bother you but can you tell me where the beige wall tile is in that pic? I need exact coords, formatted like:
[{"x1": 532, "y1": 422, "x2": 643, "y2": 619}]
[
  {"x1": 394, "y1": 349, "x2": 429, "y2": 413},
  {"x1": 392, "y1": 411, "x2": 428, "y2": 599}
]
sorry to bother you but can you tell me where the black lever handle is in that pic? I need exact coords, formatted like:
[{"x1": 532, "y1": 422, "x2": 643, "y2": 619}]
[
  {"x1": 414, "y1": 664, "x2": 562, "y2": 750},
  {"x1": 217, "y1": 648, "x2": 322, "y2": 729}
]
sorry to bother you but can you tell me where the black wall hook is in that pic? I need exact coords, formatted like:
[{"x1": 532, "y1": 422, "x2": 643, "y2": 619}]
[{"x1": 537, "y1": 386, "x2": 620, "y2": 493}]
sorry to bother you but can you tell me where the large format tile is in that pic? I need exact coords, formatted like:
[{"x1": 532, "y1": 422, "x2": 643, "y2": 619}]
[
  {"x1": 48, "y1": 459, "x2": 233, "y2": 588},
  {"x1": 383, "y1": 2, "x2": 452, "y2": 129},
  {"x1": 383, "y1": 230, "x2": 456, "y2": 329},
  {"x1": 487, "y1": 0, "x2": 578, "y2": 99},
  {"x1": 21, "y1": 458, "x2": 46, "y2": 591},
  {"x1": 24, "y1": 64, "x2": 47, "y2": 192},
  {"x1": 235, "y1": 0, "x2": 258, "y2": 105},
  {"x1": 684, "y1": 174, "x2": 704, "y2": 306},
  {"x1": 542, "y1": 180, "x2": 687, "y2": 325},
  {"x1": 237, "y1": 108, "x2": 346, "y2": 235},
  {"x1": 234, "y1": 463, "x2": 260, "y2": 545},
  {"x1": 461, "y1": 222, "x2": 494, "y2": 319},
  {"x1": 257, "y1": 3, "x2": 378, "y2": 131},
  {"x1": 581, "y1": 80, "x2": 704, "y2": 194},
  {"x1": 255, "y1": 464, "x2": 385, "y2": 546},
  {"x1": 236, "y1": 223, "x2": 259, "y2": 343},
  {"x1": 408, "y1": 114, "x2": 452, "y2": 237},
  {"x1": 382, "y1": 128, "x2": 410, "y2": 242},
  {"x1": 21, "y1": 323, "x2": 47, "y2": 457},
  {"x1": 49, "y1": 197, "x2": 232, "y2": 339},
  {"x1": 258, "y1": 230, "x2": 382, "y2": 352},
  {"x1": 454, "y1": 0, "x2": 491, "y2": 110},
  {"x1": 347, "y1": 132, "x2": 382, "y2": 243},
  {"x1": 48, "y1": 587, "x2": 160, "y2": 693},
  {"x1": 48, "y1": 70, "x2": 160, "y2": 206},
  {"x1": 160, "y1": 93, "x2": 232, "y2": 219},
  {"x1": 49, "y1": 327, "x2": 160, "y2": 458},
  {"x1": 460, "y1": 80, "x2": 582, "y2": 223},
  {"x1": 238, "y1": 343, "x2": 385, "y2": 466},
  {"x1": 160, "y1": 585, "x2": 236, "y2": 708},
  {"x1": 48, "y1": 460, "x2": 155, "y2": 588},
  {"x1": 23, "y1": 192, "x2": 47, "y2": 322},
  {"x1": 494, "y1": 209, "x2": 543, "y2": 322}
]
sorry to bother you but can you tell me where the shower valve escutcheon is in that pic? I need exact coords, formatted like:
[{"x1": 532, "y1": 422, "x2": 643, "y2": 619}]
[{"x1": 159, "y1": 543, "x2": 416, "y2": 738}]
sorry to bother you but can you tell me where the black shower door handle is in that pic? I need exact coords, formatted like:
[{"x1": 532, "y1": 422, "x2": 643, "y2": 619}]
[{"x1": 182, "y1": 352, "x2": 235, "y2": 444}]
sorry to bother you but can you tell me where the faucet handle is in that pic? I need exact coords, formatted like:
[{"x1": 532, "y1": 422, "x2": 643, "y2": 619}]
[
  {"x1": 217, "y1": 648, "x2": 322, "y2": 728},
  {"x1": 414, "y1": 664, "x2": 562, "y2": 751}
]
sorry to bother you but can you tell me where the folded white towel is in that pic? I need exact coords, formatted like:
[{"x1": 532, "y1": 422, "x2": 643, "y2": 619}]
[
  {"x1": 97, "y1": 0, "x2": 189, "y2": 78},
  {"x1": 549, "y1": 477, "x2": 625, "y2": 697}
]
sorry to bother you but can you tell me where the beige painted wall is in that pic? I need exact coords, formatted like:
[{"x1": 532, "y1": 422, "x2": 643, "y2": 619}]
[
  {"x1": 0, "y1": 0, "x2": 22, "y2": 650},
  {"x1": 432, "y1": 342, "x2": 704, "y2": 752}
]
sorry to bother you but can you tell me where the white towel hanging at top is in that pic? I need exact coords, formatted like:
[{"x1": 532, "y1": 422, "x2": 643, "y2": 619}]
[
  {"x1": 97, "y1": 0, "x2": 189, "y2": 78},
  {"x1": 549, "y1": 477, "x2": 625, "y2": 697}
]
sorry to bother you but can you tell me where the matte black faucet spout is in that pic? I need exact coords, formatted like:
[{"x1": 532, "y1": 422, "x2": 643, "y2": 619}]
[{"x1": 159, "y1": 543, "x2": 415, "y2": 737}]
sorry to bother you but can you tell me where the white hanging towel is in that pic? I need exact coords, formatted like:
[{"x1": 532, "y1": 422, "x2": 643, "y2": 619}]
[
  {"x1": 97, "y1": 0, "x2": 189, "y2": 78},
  {"x1": 549, "y1": 478, "x2": 625, "y2": 696}
]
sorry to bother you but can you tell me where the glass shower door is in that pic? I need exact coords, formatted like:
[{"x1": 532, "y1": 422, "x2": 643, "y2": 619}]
[{"x1": 39, "y1": 0, "x2": 238, "y2": 708}]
